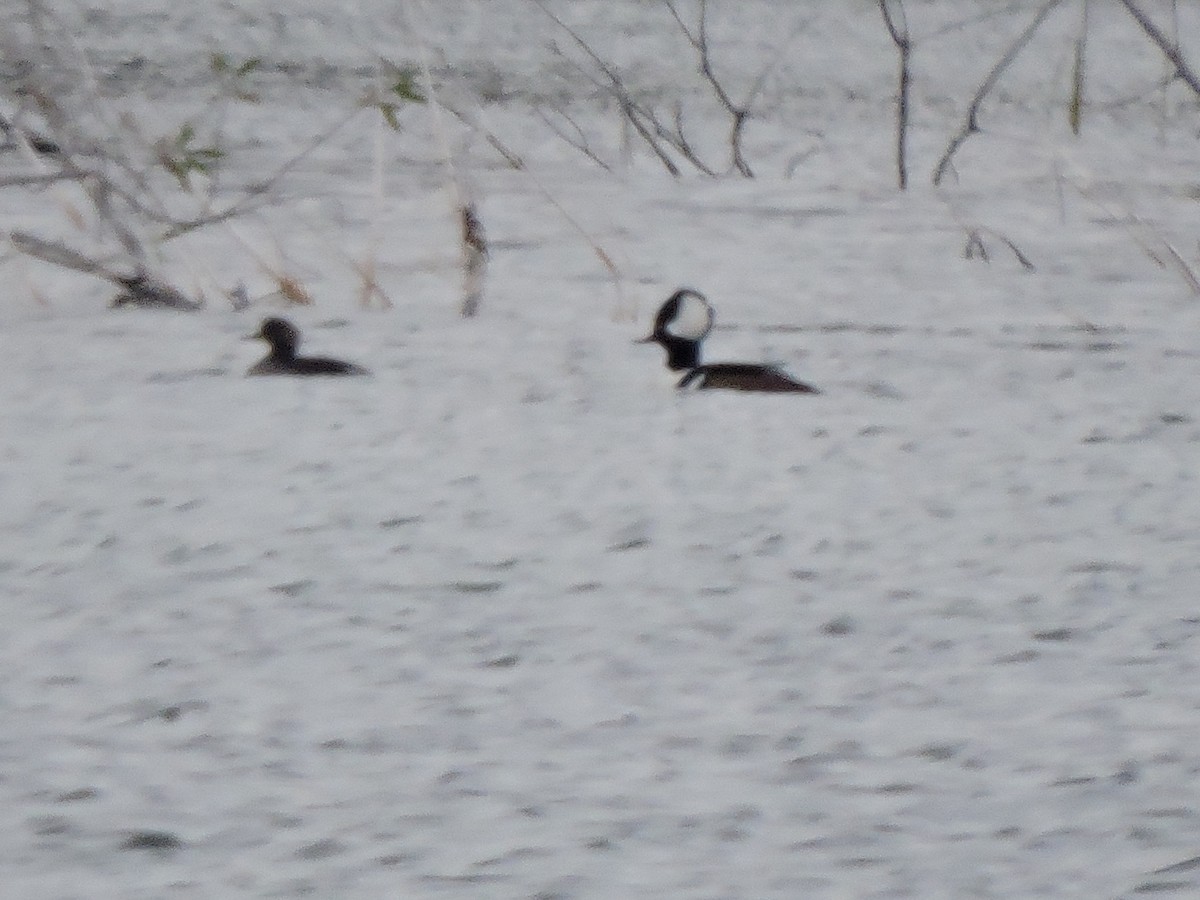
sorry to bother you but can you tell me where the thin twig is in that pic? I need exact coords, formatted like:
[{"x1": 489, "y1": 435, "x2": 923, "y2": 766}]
[
  {"x1": 962, "y1": 226, "x2": 1036, "y2": 271},
  {"x1": 666, "y1": 100, "x2": 717, "y2": 175},
  {"x1": 8, "y1": 230, "x2": 202, "y2": 309},
  {"x1": 535, "y1": 0, "x2": 804, "y2": 177},
  {"x1": 535, "y1": 106, "x2": 613, "y2": 171},
  {"x1": 927, "y1": 1, "x2": 1038, "y2": 39},
  {"x1": 0, "y1": 170, "x2": 80, "y2": 188},
  {"x1": 441, "y1": 101, "x2": 525, "y2": 170},
  {"x1": 662, "y1": 0, "x2": 808, "y2": 177},
  {"x1": 664, "y1": 0, "x2": 753, "y2": 175},
  {"x1": 4, "y1": 2, "x2": 365, "y2": 309},
  {"x1": 536, "y1": 4, "x2": 684, "y2": 176},
  {"x1": 933, "y1": 0, "x2": 1064, "y2": 186},
  {"x1": 219, "y1": 220, "x2": 312, "y2": 305},
  {"x1": 520, "y1": 169, "x2": 626, "y2": 318},
  {"x1": 1067, "y1": 176, "x2": 1200, "y2": 295}
]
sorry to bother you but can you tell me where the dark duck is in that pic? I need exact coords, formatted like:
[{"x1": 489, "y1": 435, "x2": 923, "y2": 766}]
[
  {"x1": 638, "y1": 289, "x2": 818, "y2": 394},
  {"x1": 246, "y1": 317, "x2": 370, "y2": 377}
]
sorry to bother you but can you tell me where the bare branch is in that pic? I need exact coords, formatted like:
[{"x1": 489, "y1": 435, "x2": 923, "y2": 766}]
[
  {"x1": 535, "y1": 106, "x2": 613, "y2": 171},
  {"x1": 962, "y1": 226, "x2": 1036, "y2": 271},
  {"x1": 0, "y1": 170, "x2": 80, "y2": 188},
  {"x1": 441, "y1": 102, "x2": 525, "y2": 170},
  {"x1": 663, "y1": 0, "x2": 751, "y2": 174},
  {"x1": 10, "y1": 230, "x2": 122, "y2": 280},
  {"x1": 9, "y1": 230, "x2": 202, "y2": 309},
  {"x1": 1117, "y1": 0, "x2": 1200, "y2": 98},
  {"x1": 927, "y1": 1, "x2": 1038, "y2": 40},
  {"x1": 933, "y1": 0, "x2": 1064, "y2": 186},
  {"x1": 536, "y1": 0, "x2": 806, "y2": 178},
  {"x1": 1, "y1": 0, "x2": 374, "y2": 309},
  {"x1": 533, "y1": 0, "x2": 684, "y2": 176},
  {"x1": 170, "y1": 104, "x2": 366, "y2": 234},
  {"x1": 1068, "y1": 0, "x2": 1089, "y2": 135},
  {"x1": 879, "y1": 0, "x2": 912, "y2": 189},
  {"x1": 667, "y1": 100, "x2": 718, "y2": 176},
  {"x1": 527, "y1": 178, "x2": 625, "y2": 318},
  {"x1": 0, "y1": 110, "x2": 60, "y2": 156},
  {"x1": 964, "y1": 230, "x2": 988, "y2": 262},
  {"x1": 619, "y1": 101, "x2": 684, "y2": 177},
  {"x1": 663, "y1": 0, "x2": 758, "y2": 176}
]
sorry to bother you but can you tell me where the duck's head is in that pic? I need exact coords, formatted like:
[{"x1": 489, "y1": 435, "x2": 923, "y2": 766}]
[
  {"x1": 637, "y1": 288, "x2": 714, "y2": 370},
  {"x1": 248, "y1": 317, "x2": 301, "y2": 358}
]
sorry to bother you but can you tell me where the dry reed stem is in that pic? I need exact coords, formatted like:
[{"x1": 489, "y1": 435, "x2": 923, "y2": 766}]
[
  {"x1": 275, "y1": 274, "x2": 313, "y2": 306},
  {"x1": 352, "y1": 254, "x2": 394, "y2": 310},
  {"x1": 459, "y1": 203, "x2": 488, "y2": 318},
  {"x1": 399, "y1": 0, "x2": 490, "y2": 316}
]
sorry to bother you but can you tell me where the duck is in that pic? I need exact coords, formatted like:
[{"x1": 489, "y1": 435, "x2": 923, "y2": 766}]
[
  {"x1": 246, "y1": 317, "x2": 370, "y2": 377},
  {"x1": 637, "y1": 289, "x2": 818, "y2": 393}
]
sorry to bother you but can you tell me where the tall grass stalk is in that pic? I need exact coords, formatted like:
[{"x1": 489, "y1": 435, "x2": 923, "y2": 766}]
[{"x1": 400, "y1": 0, "x2": 488, "y2": 318}]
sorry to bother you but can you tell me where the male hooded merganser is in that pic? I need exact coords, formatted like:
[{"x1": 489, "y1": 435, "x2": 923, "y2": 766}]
[
  {"x1": 246, "y1": 317, "x2": 370, "y2": 377},
  {"x1": 638, "y1": 289, "x2": 818, "y2": 393}
]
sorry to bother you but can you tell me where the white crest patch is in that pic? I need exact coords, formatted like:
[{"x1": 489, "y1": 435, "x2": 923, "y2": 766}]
[{"x1": 664, "y1": 291, "x2": 714, "y2": 341}]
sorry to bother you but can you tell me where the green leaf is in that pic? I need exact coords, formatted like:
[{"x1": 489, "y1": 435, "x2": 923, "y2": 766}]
[
  {"x1": 379, "y1": 103, "x2": 402, "y2": 131},
  {"x1": 391, "y1": 67, "x2": 426, "y2": 104}
]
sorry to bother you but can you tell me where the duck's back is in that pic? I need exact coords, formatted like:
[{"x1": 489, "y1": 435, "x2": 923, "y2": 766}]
[
  {"x1": 678, "y1": 363, "x2": 818, "y2": 394},
  {"x1": 247, "y1": 356, "x2": 369, "y2": 377},
  {"x1": 294, "y1": 356, "x2": 370, "y2": 376}
]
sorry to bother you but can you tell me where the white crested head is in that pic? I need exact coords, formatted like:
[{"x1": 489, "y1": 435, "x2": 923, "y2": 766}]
[{"x1": 662, "y1": 289, "x2": 714, "y2": 341}]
